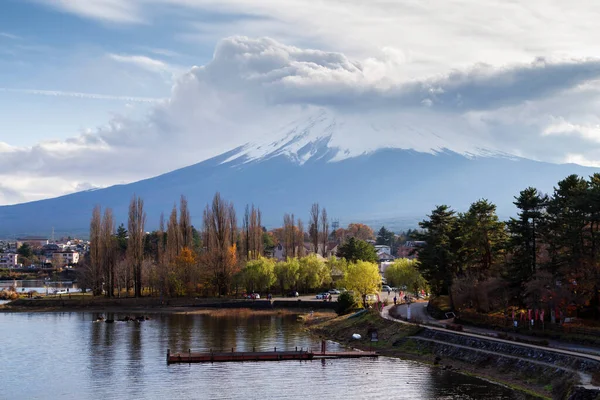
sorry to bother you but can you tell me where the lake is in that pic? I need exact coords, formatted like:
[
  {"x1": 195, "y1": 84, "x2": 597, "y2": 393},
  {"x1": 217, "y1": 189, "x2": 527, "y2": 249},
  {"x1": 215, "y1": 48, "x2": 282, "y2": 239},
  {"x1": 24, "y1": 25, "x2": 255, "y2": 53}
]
[{"x1": 0, "y1": 312, "x2": 524, "y2": 399}]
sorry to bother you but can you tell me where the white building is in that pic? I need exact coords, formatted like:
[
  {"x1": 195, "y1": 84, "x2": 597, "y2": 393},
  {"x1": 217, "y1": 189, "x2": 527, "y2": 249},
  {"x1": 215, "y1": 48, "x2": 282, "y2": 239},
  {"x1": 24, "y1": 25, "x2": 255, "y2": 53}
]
[
  {"x1": 52, "y1": 251, "x2": 80, "y2": 266},
  {"x1": 0, "y1": 253, "x2": 18, "y2": 268},
  {"x1": 374, "y1": 245, "x2": 391, "y2": 255}
]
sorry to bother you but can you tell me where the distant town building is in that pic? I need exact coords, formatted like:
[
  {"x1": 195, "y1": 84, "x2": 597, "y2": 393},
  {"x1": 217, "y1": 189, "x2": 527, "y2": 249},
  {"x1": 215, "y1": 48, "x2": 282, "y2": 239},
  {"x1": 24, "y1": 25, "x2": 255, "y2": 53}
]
[
  {"x1": 16, "y1": 237, "x2": 49, "y2": 248},
  {"x1": 374, "y1": 245, "x2": 391, "y2": 255},
  {"x1": 52, "y1": 251, "x2": 80, "y2": 266},
  {"x1": 0, "y1": 253, "x2": 18, "y2": 268}
]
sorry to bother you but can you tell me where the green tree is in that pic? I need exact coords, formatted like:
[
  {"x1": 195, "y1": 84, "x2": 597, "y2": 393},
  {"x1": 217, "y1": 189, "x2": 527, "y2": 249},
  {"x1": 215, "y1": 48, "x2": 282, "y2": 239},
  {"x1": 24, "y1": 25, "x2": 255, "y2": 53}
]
[
  {"x1": 336, "y1": 291, "x2": 358, "y2": 315},
  {"x1": 326, "y1": 256, "x2": 348, "y2": 284},
  {"x1": 458, "y1": 199, "x2": 508, "y2": 278},
  {"x1": 242, "y1": 257, "x2": 276, "y2": 293},
  {"x1": 376, "y1": 226, "x2": 394, "y2": 244},
  {"x1": 115, "y1": 223, "x2": 128, "y2": 253},
  {"x1": 376, "y1": 226, "x2": 396, "y2": 252},
  {"x1": 262, "y1": 232, "x2": 275, "y2": 254},
  {"x1": 415, "y1": 205, "x2": 459, "y2": 296},
  {"x1": 544, "y1": 175, "x2": 589, "y2": 274},
  {"x1": 17, "y1": 243, "x2": 33, "y2": 258},
  {"x1": 342, "y1": 260, "x2": 381, "y2": 307},
  {"x1": 274, "y1": 257, "x2": 300, "y2": 295},
  {"x1": 506, "y1": 187, "x2": 548, "y2": 286},
  {"x1": 384, "y1": 258, "x2": 427, "y2": 295},
  {"x1": 298, "y1": 254, "x2": 330, "y2": 292},
  {"x1": 337, "y1": 237, "x2": 377, "y2": 263}
]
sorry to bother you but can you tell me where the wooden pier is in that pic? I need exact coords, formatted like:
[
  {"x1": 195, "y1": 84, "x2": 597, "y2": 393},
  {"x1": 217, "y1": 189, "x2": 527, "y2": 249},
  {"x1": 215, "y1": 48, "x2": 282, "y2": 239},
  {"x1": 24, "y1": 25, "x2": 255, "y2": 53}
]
[{"x1": 167, "y1": 345, "x2": 378, "y2": 364}]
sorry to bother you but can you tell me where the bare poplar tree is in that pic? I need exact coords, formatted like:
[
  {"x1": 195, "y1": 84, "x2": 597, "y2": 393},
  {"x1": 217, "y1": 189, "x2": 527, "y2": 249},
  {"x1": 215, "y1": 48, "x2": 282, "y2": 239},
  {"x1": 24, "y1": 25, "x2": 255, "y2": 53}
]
[
  {"x1": 297, "y1": 219, "x2": 305, "y2": 257},
  {"x1": 243, "y1": 205, "x2": 250, "y2": 260},
  {"x1": 157, "y1": 213, "x2": 168, "y2": 296},
  {"x1": 101, "y1": 208, "x2": 116, "y2": 297},
  {"x1": 283, "y1": 213, "x2": 294, "y2": 257},
  {"x1": 321, "y1": 207, "x2": 329, "y2": 256},
  {"x1": 228, "y1": 203, "x2": 238, "y2": 248},
  {"x1": 127, "y1": 195, "x2": 146, "y2": 298},
  {"x1": 255, "y1": 207, "x2": 263, "y2": 258},
  {"x1": 202, "y1": 193, "x2": 238, "y2": 296},
  {"x1": 166, "y1": 204, "x2": 181, "y2": 261},
  {"x1": 179, "y1": 195, "x2": 193, "y2": 249},
  {"x1": 89, "y1": 205, "x2": 103, "y2": 296},
  {"x1": 309, "y1": 203, "x2": 320, "y2": 254},
  {"x1": 245, "y1": 205, "x2": 263, "y2": 259}
]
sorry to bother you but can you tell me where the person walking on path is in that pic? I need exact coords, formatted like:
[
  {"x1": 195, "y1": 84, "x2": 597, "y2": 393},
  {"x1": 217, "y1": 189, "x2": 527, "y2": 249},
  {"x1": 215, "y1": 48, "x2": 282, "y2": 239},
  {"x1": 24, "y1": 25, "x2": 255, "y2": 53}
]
[{"x1": 393, "y1": 296, "x2": 397, "y2": 305}]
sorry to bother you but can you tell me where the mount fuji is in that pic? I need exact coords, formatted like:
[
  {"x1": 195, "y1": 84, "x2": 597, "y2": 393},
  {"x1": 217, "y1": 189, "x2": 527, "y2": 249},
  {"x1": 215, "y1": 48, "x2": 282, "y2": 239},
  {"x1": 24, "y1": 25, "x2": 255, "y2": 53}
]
[{"x1": 0, "y1": 110, "x2": 598, "y2": 237}]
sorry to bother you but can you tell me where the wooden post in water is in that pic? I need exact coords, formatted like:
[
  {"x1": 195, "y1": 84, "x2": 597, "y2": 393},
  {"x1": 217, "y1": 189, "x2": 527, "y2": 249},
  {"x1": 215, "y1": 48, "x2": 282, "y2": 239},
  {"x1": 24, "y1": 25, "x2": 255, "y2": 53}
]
[{"x1": 167, "y1": 349, "x2": 170, "y2": 364}]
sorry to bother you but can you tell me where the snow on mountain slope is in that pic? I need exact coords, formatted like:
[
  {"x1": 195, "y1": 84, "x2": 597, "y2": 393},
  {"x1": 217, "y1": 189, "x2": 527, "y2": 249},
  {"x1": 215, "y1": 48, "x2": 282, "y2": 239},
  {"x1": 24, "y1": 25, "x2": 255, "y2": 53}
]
[{"x1": 224, "y1": 108, "x2": 505, "y2": 166}]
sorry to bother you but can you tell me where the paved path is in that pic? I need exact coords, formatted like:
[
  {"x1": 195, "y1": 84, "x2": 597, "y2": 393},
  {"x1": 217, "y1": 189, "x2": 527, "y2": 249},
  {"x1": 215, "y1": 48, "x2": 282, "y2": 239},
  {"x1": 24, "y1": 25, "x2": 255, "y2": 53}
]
[{"x1": 381, "y1": 304, "x2": 600, "y2": 363}]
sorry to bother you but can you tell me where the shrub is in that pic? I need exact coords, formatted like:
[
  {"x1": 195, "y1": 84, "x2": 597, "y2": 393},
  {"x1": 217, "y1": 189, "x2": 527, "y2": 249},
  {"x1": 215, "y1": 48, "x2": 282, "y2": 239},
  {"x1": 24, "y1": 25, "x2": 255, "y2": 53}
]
[
  {"x1": 0, "y1": 290, "x2": 18, "y2": 300},
  {"x1": 336, "y1": 291, "x2": 358, "y2": 315}
]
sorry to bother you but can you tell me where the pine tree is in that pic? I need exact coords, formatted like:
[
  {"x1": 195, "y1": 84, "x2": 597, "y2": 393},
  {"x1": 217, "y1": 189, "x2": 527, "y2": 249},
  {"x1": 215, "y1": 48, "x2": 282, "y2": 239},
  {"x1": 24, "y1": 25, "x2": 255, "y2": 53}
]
[
  {"x1": 506, "y1": 187, "x2": 547, "y2": 286},
  {"x1": 414, "y1": 205, "x2": 459, "y2": 296},
  {"x1": 458, "y1": 199, "x2": 507, "y2": 279}
]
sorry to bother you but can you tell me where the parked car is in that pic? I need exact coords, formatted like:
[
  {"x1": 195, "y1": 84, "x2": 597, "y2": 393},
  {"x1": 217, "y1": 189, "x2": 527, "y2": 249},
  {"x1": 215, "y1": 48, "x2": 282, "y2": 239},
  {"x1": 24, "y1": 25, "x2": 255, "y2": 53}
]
[
  {"x1": 328, "y1": 289, "x2": 341, "y2": 294},
  {"x1": 382, "y1": 285, "x2": 393, "y2": 292},
  {"x1": 246, "y1": 293, "x2": 260, "y2": 299},
  {"x1": 315, "y1": 292, "x2": 330, "y2": 299},
  {"x1": 287, "y1": 291, "x2": 299, "y2": 297},
  {"x1": 365, "y1": 294, "x2": 379, "y2": 303}
]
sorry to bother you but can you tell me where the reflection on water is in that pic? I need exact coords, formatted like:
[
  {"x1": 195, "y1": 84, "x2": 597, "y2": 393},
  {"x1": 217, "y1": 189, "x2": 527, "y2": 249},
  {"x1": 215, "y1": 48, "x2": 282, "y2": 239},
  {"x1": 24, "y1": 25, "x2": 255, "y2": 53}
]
[
  {"x1": 0, "y1": 279, "x2": 80, "y2": 294},
  {"x1": 1, "y1": 312, "x2": 524, "y2": 400}
]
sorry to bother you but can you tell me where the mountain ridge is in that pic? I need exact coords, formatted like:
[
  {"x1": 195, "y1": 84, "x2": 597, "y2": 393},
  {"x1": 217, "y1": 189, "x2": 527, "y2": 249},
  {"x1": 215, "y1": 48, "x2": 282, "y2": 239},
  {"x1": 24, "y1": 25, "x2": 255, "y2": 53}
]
[{"x1": 0, "y1": 143, "x2": 597, "y2": 237}]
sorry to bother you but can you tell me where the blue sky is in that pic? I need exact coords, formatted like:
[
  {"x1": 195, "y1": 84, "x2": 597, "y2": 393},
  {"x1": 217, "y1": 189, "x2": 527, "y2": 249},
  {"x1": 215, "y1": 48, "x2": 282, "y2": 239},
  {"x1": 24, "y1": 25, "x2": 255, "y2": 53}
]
[
  {"x1": 2, "y1": 0, "x2": 600, "y2": 204},
  {"x1": 0, "y1": 0, "x2": 212, "y2": 146}
]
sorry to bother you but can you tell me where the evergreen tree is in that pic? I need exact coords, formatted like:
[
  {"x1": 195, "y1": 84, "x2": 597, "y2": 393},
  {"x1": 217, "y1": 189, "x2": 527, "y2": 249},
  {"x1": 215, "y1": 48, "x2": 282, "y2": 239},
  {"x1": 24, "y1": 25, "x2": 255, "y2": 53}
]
[
  {"x1": 337, "y1": 237, "x2": 378, "y2": 263},
  {"x1": 458, "y1": 199, "x2": 507, "y2": 279},
  {"x1": 376, "y1": 226, "x2": 395, "y2": 247},
  {"x1": 116, "y1": 223, "x2": 128, "y2": 254},
  {"x1": 414, "y1": 205, "x2": 459, "y2": 296},
  {"x1": 506, "y1": 188, "x2": 547, "y2": 286},
  {"x1": 543, "y1": 175, "x2": 589, "y2": 275}
]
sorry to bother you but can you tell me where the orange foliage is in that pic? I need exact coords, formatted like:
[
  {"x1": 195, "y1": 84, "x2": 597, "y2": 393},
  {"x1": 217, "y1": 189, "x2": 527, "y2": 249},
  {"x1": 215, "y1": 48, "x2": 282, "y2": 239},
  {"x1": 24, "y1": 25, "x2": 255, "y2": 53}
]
[{"x1": 346, "y1": 223, "x2": 375, "y2": 241}]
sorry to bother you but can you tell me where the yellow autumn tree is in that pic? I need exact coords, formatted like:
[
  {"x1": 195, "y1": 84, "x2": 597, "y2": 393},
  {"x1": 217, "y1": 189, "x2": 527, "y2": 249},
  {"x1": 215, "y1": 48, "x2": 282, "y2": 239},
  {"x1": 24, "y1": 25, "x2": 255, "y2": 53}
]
[
  {"x1": 342, "y1": 260, "x2": 381, "y2": 307},
  {"x1": 173, "y1": 247, "x2": 196, "y2": 296}
]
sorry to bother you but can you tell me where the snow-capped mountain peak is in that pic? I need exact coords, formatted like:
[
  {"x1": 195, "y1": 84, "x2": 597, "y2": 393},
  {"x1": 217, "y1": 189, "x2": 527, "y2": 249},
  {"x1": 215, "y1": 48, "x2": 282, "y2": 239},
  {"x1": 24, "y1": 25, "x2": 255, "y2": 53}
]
[{"x1": 223, "y1": 108, "x2": 502, "y2": 165}]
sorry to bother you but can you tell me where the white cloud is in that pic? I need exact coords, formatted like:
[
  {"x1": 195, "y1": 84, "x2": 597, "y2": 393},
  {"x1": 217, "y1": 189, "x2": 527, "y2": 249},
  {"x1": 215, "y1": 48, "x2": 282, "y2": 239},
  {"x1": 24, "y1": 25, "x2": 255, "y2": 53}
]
[
  {"x1": 32, "y1": 1, "x2": 600, "y2": 75},
  {"x1": 543, "y1": 119, "x2": 600, "y2": 143},
  {"x1": 35, "y1": 0, "x2": 142, "y2": 23},
  {"x1": 0, "y1": 32, "x2": 20, "y2": 40},
  {"x1": 0, "y1": 88, "x2": 166, "y2": 103},
  {"x1": 564, "y1": 154, "x2": 600, "y2": 168},
  {"x1": 3, "y1": 36, "x2": 600, "y2": 204},
  {"x1": 108, "y1": 53, "x2": 171, "y2": 73}
]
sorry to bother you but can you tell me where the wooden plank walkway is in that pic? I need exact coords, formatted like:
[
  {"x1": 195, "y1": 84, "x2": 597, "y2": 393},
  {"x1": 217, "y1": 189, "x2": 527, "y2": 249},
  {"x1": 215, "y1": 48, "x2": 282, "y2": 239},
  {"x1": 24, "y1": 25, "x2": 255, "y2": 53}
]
[{"x1": 166, "y1": 349, "x2": 378, "y2": 364}]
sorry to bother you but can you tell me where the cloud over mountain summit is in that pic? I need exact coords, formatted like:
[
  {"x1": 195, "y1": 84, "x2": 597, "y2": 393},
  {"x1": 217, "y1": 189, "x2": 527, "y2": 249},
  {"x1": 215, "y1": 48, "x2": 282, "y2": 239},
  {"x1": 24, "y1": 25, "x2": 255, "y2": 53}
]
[{"x1": 3, "y1": 36, "x2": 600, "y2": 204}]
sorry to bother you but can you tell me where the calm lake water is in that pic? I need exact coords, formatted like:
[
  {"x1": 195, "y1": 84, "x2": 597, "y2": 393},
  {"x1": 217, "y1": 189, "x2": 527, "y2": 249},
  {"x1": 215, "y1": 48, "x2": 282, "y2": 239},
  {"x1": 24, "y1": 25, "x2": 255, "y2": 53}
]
[{"x1": 0, "y1": 312, "x2": 524, "y2": 399}]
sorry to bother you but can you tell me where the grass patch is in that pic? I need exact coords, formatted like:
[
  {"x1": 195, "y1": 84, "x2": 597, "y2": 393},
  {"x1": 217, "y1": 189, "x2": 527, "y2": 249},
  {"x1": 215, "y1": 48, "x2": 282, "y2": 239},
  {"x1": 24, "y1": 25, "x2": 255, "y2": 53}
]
[
  {"x1": 310, "y1": 309, "x2": 421, "y2": 348},
  {"x1": 429, "y1": 295, "x2": 451, "y2": 312},
  {"x1": 395, "y1": 338, "x2": 432, "y2": 355}
]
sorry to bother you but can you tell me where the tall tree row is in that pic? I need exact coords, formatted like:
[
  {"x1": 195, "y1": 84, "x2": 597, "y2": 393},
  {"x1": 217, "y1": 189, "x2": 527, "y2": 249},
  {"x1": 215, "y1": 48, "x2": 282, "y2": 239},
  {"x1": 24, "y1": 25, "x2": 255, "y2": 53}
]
[
  {"x1": 241, "y1": 204, "x2": 263, "y2": 260},
  {"x1": 128, "y1": 195, "x2": 146, "y2": 298},
  {"x1": 416, "y1": 174, "x2": 600, "y2": 318},
  {"x1": 202, "y1": 192, "x2": 238, "y2": 296}
]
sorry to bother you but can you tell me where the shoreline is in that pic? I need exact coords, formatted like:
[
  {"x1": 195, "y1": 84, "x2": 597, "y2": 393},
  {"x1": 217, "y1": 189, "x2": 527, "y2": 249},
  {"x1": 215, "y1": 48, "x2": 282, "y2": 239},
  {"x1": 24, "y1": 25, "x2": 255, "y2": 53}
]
[
  {"x1": 304, "y1": 310, "x2": 585, "y2": 400},
  {"x1": 0, "y1": 298, "x2": 338, "y2": 316},
  {"x1": 3, "y1": 299, "x2": 595, "y2": 399}
]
